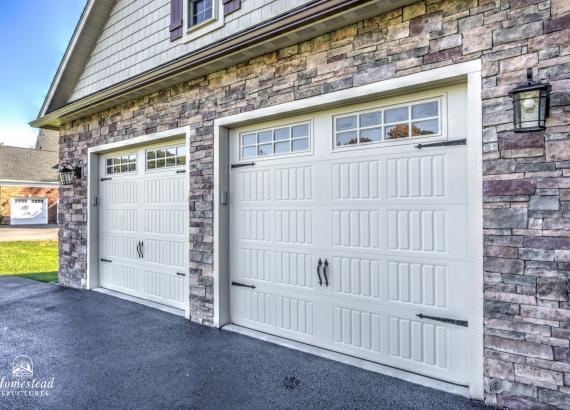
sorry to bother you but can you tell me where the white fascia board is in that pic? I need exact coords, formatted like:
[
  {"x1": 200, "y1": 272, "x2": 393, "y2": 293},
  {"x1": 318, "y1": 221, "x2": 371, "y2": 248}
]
[{"x1": 0, "y1": 180, "x2": 59, "y2": 188}]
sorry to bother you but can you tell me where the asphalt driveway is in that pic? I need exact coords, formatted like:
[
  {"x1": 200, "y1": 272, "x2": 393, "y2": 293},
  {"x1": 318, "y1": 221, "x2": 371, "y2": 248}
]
[
  {"x1": 0, "y1": 277, "x2": 492, "y2": 410},
  {"x1": 0, "y1": 225, "x2": 58, "y2": 242}
]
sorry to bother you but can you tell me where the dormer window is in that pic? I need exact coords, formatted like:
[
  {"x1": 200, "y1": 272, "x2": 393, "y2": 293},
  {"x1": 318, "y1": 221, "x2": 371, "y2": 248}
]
[
  {"x1": 171, "y1": 0, "x2": 240, "y2": 42},
  {"x1": 189, "y1": 0, "x2": 213, "y2": 27}
]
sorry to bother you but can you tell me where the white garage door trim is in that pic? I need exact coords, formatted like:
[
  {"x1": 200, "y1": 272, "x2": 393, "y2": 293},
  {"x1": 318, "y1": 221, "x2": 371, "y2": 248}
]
[
  {"x1": 10, "y1": 197, "x2": 48, "y2": 225},
  {"x1": 213, "y1": 60, "x2": 483, "y2": 398},
  {"x1": 86, "y1": 126, "x2": 192, "y2": 319}
]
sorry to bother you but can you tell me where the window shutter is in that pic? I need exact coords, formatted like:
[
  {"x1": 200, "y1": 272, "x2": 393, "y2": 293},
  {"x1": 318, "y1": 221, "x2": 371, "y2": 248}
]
[
  {"x1": 170, "y1": 0, "x2": 183, "y2": 41},
  {"x1": 223, "y1": 0, "x2": 241, "y2": 16}
]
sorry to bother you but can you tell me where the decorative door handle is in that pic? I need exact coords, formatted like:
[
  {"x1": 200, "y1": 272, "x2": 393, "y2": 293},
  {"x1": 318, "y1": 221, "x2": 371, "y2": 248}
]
[
  {"x1": 323, "y1": 259, "x2": 329, "y2": 287},
  {"x1": 140, "y1": 241, "x2": 144, "y2": 259},
  {"x1": 136, "y1": 242, "x2": 141, "y2": 258},
  {"x1": 316, "y1": 258, "x2": 323, "y2": 286}
]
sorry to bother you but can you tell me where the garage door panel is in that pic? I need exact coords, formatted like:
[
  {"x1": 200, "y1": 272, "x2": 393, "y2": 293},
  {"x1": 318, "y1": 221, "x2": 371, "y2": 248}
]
[
  {"x1": 275, "y1": 166, "x2": 313, "y2": 201},
  {"x1": 326, "y1": 254, "x2": 467, "y2": 314},
  {"x1": 230, "y1": 89, "x2": 472, "y2": 386},
  {"x1": 141, "y1": 269, "x2": 186, "y2": 309},
  {"x1": 387, "y1": 209, "x2": 446, "y2": 253},
  {"x1": 235, "y1": 246, "x2": 318, "y2": 287},
  {"x1": 237, "y1": 247, "x2": 272, "y2": 282},
  {"x1": 101, "y1": 181, "x2": 137, "y2": 205},
  {"x1": 333, "y1": 306, "x2": 382, "y2": 352},
  {"x1": 100, "y1": 262, "x2": 137, "y2": 292},
  {"x1": 274, "y1": 250, "x2": 317, "y2": 288},
  {"x1": 385, "y1": 206, "x2": 468, "y2": 259},
  {"x1": 235, "y1": 209, "x2": 272, "y2": 241},
  {"x1": 331, "y1": 256, "x2": 383, "y2": 299},
  {"x1": 386, "y1": 154, "x2": 447, "y2": 199},
  {"x1": 387, "y1": 315, "x2": 449, "y2": 369},
  {"x1": 143, "y1": 176, "x2": 186, "y2": 204},
  {"x1": 101, "y1": 209, "x2": 137, "y2": 233},
  {"x1": 332, "y1": 210, "x2": 381, "y2": 249},
  {"x1": 237, "y1": 168, "x2": 272, "y2": 202},
  {"x1": 331, "y1": 160, "x2": 381, "y2": 200},
  {"x1": 275, "y1": 210, "x2": 313, "y2": 245},
  {"x1": 99, "y1": 141, "x2": 188, "y2": 310},
  {"x1": 232, "y1": 288, "x2": 316, "y2": 338},
  {"x1": 144, "y1": 239, "x2": 185, "y2": 268},
  {"x1": 386, "y1": 260, "x2": 447, "y2": 309},
  {"x1": 143, "y1": 208, "x2": 186, "y2": 235},
  {"x1": 328, "y1": 306, "x2": 469, "y2": 384},
  {"x1": 101, "y1": 234, "x2": 139, "y2": 261}
]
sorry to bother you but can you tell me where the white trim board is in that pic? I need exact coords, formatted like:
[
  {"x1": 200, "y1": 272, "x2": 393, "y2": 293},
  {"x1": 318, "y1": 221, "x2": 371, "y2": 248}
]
[
  {"x1": 86, "y1": 126, "x2": 192, "y2": 319},
  {"x1": 224, "y1": 324, "x2": 470, "y2": 398},
  {"x1": 0, "y1": 181, "x2": 59, "y2": 188},
  {"x1": 213, "y1": 60, "x2": 484, "y2": 399}
]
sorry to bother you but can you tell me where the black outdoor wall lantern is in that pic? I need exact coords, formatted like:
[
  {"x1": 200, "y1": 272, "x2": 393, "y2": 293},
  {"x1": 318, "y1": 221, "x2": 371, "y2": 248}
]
[
  {"x1": 509, "y1": 68, "x2": 551, "y2": 133},
  {"x1": 57, "y1": 161, "x2": 82, "y2": 185}
]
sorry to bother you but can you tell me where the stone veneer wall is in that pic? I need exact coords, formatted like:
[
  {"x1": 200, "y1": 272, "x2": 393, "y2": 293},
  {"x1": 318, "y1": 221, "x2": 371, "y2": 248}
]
[{"x1": 58, "y1": 0, "x2": 570, "y2": 407}]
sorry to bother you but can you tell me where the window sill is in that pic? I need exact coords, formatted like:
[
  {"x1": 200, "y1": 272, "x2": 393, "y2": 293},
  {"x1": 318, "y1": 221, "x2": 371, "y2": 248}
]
[{"x1": 184, "y1": 15, "x2": 224, "y2": 43}]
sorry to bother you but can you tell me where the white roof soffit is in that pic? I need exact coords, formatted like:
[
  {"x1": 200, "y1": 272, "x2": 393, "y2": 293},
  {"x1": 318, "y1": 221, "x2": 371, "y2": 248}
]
[{"x1": 32, "y1": 0, "x2": 417, "y2": 129}]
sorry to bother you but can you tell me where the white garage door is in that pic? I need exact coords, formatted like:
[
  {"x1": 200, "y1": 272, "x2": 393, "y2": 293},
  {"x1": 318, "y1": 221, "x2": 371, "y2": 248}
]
[
  {"x1": 229, "y1": 85, "x2": 472, "y2": 385},
  {"x1": 98, "y1": 140, "x2": 189, "y2": 310},
  {"x1": 11, "y1": 198, "x2": 48, "y2": 225}
]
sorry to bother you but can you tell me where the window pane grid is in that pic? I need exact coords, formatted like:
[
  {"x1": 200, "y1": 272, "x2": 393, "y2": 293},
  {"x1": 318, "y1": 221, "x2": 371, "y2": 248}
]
[
  {"x1": 190, "y1": 0, "x2": 213, "y2": 26},
  {"x1": 106, "y1": 153, "x2": 137, "y2": 175},
  {"x1": 146, "y1": 144, "x2": 186, "y2": 171},
  {"x1": 335, "y1": 100, "x2": 440, "y2": 147},
  {"x1": 240, "y1": 123, "x2": 311, "y2": 160}
]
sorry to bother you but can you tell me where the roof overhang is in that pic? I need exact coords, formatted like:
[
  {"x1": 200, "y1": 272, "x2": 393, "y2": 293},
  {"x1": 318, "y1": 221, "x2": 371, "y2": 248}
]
[{"x1": 32, "y1": 0, "x2": 416, "y2": 129}]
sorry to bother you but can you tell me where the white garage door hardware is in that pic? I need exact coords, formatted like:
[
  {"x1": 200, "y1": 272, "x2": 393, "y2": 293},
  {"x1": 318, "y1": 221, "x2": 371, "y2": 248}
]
[{"x1": 228, "y1": 86, "x2": 473, "y2": 386}]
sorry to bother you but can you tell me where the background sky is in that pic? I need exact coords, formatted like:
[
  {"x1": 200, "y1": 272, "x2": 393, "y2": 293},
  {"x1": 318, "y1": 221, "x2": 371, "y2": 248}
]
[{"x1": 0, "y1": 1, "x2": 87, "y2": 148}]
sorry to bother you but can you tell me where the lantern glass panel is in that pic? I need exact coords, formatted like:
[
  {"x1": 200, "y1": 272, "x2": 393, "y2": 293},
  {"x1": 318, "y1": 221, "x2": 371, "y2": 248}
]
[
  {"x1": 518, "y1": 90, "x2": 540, "y2": 129},
  {"x1": 59, "y1": 170, "x2": 74, "y2": 185}
]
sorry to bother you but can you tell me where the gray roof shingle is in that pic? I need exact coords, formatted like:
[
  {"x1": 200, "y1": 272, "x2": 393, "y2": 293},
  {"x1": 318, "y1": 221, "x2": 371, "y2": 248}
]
[{"x1": 0, "y1": 145, "x2": 59, "y2": 183}]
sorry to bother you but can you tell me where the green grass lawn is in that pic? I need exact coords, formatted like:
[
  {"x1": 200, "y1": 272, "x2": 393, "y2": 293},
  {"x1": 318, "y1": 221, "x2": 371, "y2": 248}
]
[{"x1": 0, "y1": 241, "x2": 59, "y2": 283}]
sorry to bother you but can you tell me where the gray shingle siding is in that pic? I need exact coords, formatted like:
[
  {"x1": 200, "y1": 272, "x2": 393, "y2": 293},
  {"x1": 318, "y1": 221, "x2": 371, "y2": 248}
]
[{"x1": 69, "y1": 0, "x2": 315, "y2": 101}]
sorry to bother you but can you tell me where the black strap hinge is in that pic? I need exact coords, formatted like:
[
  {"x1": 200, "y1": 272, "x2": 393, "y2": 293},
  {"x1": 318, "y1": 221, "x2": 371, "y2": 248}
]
[
  {"x1": 100, "y1": 258, "x2": 112, "y2": 263},
  {"x1": 416, "y1": 313, "x2": 468, "y2": 327},
  {"x1": 100, "y1": 177, "x2": 112, "y2": 182},
  {"x1": 415, "y1": 139, "x2": 466, "y2": 149},
  {"x1": 231, "y1": 162, "x2": 255, "y2": 169},
  {"x1": 231, "y1": 281, "x2": 256, "y2": 289}
]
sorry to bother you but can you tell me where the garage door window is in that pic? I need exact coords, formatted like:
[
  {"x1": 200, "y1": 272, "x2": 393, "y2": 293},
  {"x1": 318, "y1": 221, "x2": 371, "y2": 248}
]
[
  {"x1": 241, "y1": 122, "x2": 311, "y2": 159},
  {"x1": 335, "y1": 99, "x2": 441, "y2": 147},
  {"x1": 146, "y1": 145, "x2": 186, "y2": 170},
  {"x1": 106, "y1": 154, "x2": 137, "y2": 175}
]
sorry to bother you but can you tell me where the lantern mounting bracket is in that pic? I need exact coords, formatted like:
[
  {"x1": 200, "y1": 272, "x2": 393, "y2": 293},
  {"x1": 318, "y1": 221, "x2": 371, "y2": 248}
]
[{"x1": 57, "y1": 161, "x2": 82, "y2": 185}]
